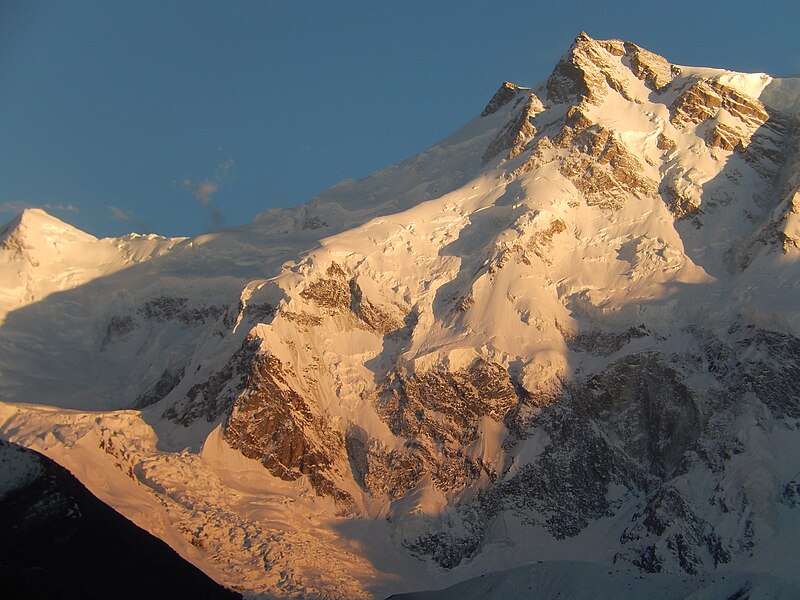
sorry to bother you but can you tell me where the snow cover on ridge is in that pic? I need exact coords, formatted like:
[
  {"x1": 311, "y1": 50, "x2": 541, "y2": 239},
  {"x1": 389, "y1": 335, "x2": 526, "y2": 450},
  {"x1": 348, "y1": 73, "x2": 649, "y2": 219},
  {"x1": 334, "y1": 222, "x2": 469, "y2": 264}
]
[
  {"x1": 0, "y1": 438, "x2": 42, "y2": 500},
  {"x1": 676, "y1": 66, "x2": 800, "y2": 116},
  {"x1": 2, "y1": 33, "x2": 800, "y2": 599}
]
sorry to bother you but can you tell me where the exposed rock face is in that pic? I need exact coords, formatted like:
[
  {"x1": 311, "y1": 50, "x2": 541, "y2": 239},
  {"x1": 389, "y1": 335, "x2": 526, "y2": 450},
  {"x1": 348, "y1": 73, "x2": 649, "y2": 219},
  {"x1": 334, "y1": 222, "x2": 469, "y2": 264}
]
[
  {"x1": 482, "y1": 94, "x2": 543, "y2": 163},
  {"x1": 496, "y1": 353, "x2": 700, "y2": 531},
  {"x1": 223, "y1": 351, "x2": 353, "y2": 505},
  {"x1": 302, "y1": 215, "x2": 328, "y2": 230},
  {"x1": 671, "y1": 80, "x2": 771, "y2": 130},
  {"x1": 740, "y1": 118, "x2": 789, "y2": 180},
  {"x1": 622, "y1": 41, "x2": 675, "y2": 90},
  {"x1": 138, "y1": 296, "x2": 226, "y2": 325},
  {"x1": 659, "y1": 180, "x2": 705, "y2": 226},
  {"x1": 619, "y1": 484, "x2": 723, "y2": 574},
  {"x1": 102, "y1": 296, "x2": 230, "y2": 348},
  {"x1": 380, "y1": 361, "x2": 520, "y2": 444},
  {"x1": 480, "y1": 81, "x2": 527, "y2": 117},
  {"x1": 546, "y1": 32, "x2": 607, "y2": 105},
  {"x1": 515, "y1": 218, "x2": 568, "y2": 266},
  {"x1": 164, "y1": 336, "x2": 262, "y2": 425},
  {"x1": 504, "y1": 106, "x2": 658, "y2": 210},
  {"x1": 102, "y1": 315, "x2": 139, "y2": 345},
  {"x1": 300, "y1": 262, "x2": 351, "y2": 314},
  {"x1": 349, "y1": 278, "x2": 405, "y2": 334},
  {"x1": 403, "y1": 351, "x2": 701, "y2": 567},
  {"x1": 361, "y1": 360, "x2": 522, "y2": 498},
  {"x1": 554, "y1": 114, "x2": 658, "y2": 208},
  {"x1": 401, "y1": 321, "x2": 800, "y2": 572},
  {"x1": 729, "y1": 327, "x2": 800, "y2": 419},
  {"x1": 564, "y1": 325, "x2": 649, "y2": 356},
  {"x1": 704, "y1": 121, "x2": 745, "y2": 151},
  {"x1": 781, "y1": 480, "x2": 800, "y2": 508},
  {"x1": 736, "y1": 117, "x2": 800, "y2": 261},
  {"x1": 297, "y1": 262, "x2": 405, "y2": 334},
  {"x1": 134, "y1": 366, "x2": 186, "y2": 408},
  {"x1": 546, "y1": 33, "x2": 676, "y2": 105}
]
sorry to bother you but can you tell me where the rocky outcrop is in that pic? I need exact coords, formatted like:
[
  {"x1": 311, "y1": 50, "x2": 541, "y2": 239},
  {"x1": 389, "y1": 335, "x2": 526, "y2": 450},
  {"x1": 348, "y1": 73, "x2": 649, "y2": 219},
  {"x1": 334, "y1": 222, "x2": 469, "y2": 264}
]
[
  {"x1": 781, "y1": 479, "x2": 800, "y2": 507},
  {"x1": 163, "y1": 334, "x2": 354, "y2": 505},
  {"x1": 299, "y1": 263, "x2": 351, "y2": 314},
  {"x1": 659, "y1": 178, "x2": 704, "y2": 227},
  {"x1": 619, "y1": 485, "x2": 721, "y2": 574},
  {"x1": 546, "y1": 33, "x2": 675, "y2": 106},
  {"x1": 564, "y1": 325, "x2": 649, "y2": 356},
  {"x1": 739, "y1": 117, "x2": 789, "y2": 181},
  {"x1": 223, "y1": 351, "x2": 353, "y2": 506},
  {"x1": 622, "y1": 41, "x2": 675, "y2": 90},
  {"x1": 134, "y1": 366, "x2": 186, "y2": 409},
  {"x1": 480, "y1": 81, "x2": 527, "y2": 117},
  {"x1": 297, "y1": 261, "x2": 406, "y2": 334},
  {"x1": 345, "y1": 433, "x2": 424, "y2": 500},
  {"x1": 102, "y1": 315, "x2": 139, "y2": 346},
  {"x1": 730, "y1": 327, "x2": 800, "y2": 419},
  {"x1": 302, "y1": 215, "x2": 328, "y2": 230},
  {"x1": 506, "y1": 105, "x2": 657, "y2": 209},
  {"x1": 139, "y1": 296, "x2": 227, "y2": 326},
  {"x1": 553, "y1": 108, "x2": 658, "y2": 209},
  {"x1": 735, "y1": 118, "x2": 800, "y2": 263},
  {"x1": 355, "y1": 360, "x2": 523, "y2": 499},
  {"x1": 407, "y1": 321, "x2": 800, "y2": 572},
  {"x1": 348, "y1": 278, "x2": 405, "y2": 334},
  {"x1": 164, "y1": 336, "x2": 262, "y2": 425},
  {"x1": 404, "y1": 351, "x2": 703, "y2": 568},
  {"x1": 671, "y1": 80, "x2": 770, "y2": 131},
  {"x1": 102, "y1": 296, "x2": 231, "y2": 349},
  {"x1": 704, "y1": 122, "x2": 745, "y2": 151},
  {"x1": 527, "y1": 218, "x2": 567, "y2": 257},
  {"x1": 482, "y1": 94, "x2": 543, "y2": 163},
  {"x1": 546, "y1": 32, "x2": 611, "y2": 105}
]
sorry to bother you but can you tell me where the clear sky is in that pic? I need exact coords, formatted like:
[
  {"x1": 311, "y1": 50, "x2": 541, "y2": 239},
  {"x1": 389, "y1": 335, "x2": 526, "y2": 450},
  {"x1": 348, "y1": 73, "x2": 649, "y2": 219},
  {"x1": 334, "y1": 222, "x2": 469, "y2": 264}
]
[{"x1": 2, "y1": 1, "x2": 799, "y2": 238}]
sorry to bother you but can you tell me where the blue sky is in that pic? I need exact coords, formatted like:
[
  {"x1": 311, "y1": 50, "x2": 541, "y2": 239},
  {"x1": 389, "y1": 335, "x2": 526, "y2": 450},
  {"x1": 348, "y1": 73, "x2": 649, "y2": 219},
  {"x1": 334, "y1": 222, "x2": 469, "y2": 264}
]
[{"x1": 2, "y1": 1, "x2": 799, "y2": 238}]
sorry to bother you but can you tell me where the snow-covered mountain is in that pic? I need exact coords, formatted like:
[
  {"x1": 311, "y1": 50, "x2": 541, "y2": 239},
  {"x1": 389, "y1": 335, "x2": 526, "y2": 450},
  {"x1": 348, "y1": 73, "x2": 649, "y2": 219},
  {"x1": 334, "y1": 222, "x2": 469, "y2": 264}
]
[{"x1": 2, "y1": 33, "x2": 800, "y2": 598}]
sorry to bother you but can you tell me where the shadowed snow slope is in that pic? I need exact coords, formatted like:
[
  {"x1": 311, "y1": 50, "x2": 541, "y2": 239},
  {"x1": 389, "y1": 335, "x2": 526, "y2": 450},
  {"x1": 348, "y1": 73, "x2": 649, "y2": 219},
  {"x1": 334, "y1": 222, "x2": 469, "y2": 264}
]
[{"x1": 1, "y1": 33, "x2": 800, "y2": 599}]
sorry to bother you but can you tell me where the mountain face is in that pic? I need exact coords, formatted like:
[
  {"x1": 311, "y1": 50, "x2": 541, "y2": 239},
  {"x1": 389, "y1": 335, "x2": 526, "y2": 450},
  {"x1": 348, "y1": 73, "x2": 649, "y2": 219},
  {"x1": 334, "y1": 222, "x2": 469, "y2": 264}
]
[
  {"x1": 2, "y1": 33, "x2": 800, "y2": 598},
  {"x1": 0, "y1": 440, "x2": 242, "y2": 600}
]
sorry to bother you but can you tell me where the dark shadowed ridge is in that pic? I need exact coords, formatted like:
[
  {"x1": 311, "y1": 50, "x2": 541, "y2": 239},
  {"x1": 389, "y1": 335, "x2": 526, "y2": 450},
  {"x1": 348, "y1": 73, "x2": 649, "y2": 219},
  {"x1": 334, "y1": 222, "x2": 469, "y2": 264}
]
[{"x1": 0, "y1": 440, "x2": 241, "y2": 600}]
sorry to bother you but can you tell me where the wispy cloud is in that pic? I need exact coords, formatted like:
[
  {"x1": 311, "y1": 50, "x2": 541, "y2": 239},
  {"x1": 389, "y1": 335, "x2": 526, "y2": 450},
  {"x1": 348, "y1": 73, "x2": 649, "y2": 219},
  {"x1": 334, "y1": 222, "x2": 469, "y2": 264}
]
[
  {"x1": 107, "y1": 205, "x2": 153, "y2": 234},
  {"x1": 182, "y1": 179, "x2": 219, "y2": 207},
  {"x1": 0, "y1": 200, "x2": 78, "y2": 214},
  {"x1": 108, "y1": 205, "x2": 134, "y2": 221},
  {"x1": 216, "y1": 157, "x2": 234, "y2": 179},
  {"x1": 180, "y1": 156, "x2": 234, "y2": 231}
]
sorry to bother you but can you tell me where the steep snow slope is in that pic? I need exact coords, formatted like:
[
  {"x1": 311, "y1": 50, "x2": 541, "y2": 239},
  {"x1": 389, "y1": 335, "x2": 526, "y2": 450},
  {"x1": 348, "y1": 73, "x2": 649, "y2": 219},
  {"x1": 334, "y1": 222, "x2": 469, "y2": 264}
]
[{"x1": 2, "y1": 33, "x2": 800, "y2": 598}]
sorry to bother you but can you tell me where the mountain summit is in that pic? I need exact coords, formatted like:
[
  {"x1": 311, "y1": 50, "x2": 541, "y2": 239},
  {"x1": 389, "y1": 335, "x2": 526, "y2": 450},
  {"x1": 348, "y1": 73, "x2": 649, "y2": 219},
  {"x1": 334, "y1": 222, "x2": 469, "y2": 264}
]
[{"x1": 1, "y1": 34, "x2": 800, "y2": 598}]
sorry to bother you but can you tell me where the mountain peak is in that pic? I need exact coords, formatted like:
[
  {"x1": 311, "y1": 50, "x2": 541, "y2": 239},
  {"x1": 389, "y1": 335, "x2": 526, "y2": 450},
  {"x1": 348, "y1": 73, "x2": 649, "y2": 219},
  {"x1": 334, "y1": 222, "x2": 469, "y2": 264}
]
[
  {"x1": 546, "y1": 33, "x2": 676, "y2": 104},
  {"x1": 481, "y1": 81, "x2": 530, "y2": 117},
  {"x1": 0, "y1": 208, "x2": 96, "y2": 252}
]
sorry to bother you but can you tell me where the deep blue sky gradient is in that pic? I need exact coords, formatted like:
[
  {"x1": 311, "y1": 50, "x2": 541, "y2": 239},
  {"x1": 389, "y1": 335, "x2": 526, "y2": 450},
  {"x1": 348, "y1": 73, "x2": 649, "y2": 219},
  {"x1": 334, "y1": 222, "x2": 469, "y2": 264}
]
[{"x1": 2, "y1": 1, "x2": 799, "y2": 237}]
